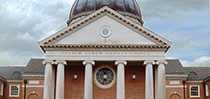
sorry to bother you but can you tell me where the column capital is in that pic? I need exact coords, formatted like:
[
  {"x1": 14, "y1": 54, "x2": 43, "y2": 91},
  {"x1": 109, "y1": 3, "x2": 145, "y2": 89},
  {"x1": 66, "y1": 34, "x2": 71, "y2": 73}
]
[
  {"x1": 42, "y1": 60, "x2": 54, "y2": 65},
  {"x1": 115, "y1": 60, "x2": 127, "y2": 65},
  {"x1": 155, "y1": 60, "x2": 168, "y2": 65},
  {"x1": 143, "y1": 60, "x2": 155, "y2": 65},
  {"x1": 54, "y1": 60, "x2": 67, "y2": 65},
  {"x1": 83, "y1": 60, "x2": 95, "y2": 65}
]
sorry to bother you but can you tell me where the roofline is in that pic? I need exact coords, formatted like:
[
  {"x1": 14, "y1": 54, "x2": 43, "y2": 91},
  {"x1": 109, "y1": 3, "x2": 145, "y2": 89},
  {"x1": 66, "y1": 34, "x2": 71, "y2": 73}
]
[
  {"x1": 0, "y1": 75, "x2": 6, "y2": 81},
  {"x1": 204, "y1": 76, "x2": 210, "y2": 82}
]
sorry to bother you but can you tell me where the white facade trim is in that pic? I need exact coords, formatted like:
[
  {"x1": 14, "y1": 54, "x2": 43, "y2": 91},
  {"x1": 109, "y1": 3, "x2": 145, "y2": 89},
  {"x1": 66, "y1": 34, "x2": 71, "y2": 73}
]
[
  {"x1": 45, "y1": 50, "x2": 166, "y2": 61},
  {"x1": 166, "y1": 75, "x2": 187, "y2": 78},
  {"x1": 22, "y1": 75, "x2": 44, "y2": 77},
  {"x1": 166, "y1": 85, "x2": 186, "y2": 88},
  {"x1": 9, "y1": 84, "x2": 20, "y2": 97},
  {"x1": 206, "y1": 85, "x2": 209, "y2": 96},
  {"x1": 0, "y1": 84, "x2": 3, "y2": 96},
  {"x1": 22, "y1": 85, "x2": 44, "y2": 88},
  {"x1": 187, "y1": 81, "x2": 203, "y2": 83}
]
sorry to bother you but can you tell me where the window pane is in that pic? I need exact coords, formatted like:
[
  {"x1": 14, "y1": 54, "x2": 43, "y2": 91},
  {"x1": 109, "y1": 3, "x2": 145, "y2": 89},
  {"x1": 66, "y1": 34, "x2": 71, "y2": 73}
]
[
  {"x1": 10, "y1": 86, "x2": 19, "y2": 96},
  {"x1": 191, "y1": 86, "x2": 199, "y2": 97}
]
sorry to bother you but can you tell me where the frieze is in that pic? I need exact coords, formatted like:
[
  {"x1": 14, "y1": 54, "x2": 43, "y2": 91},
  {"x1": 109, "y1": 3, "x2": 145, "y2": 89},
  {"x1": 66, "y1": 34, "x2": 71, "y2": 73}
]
[{"x1": 46, "y1": 51, "x2": 164, "y2": 56}]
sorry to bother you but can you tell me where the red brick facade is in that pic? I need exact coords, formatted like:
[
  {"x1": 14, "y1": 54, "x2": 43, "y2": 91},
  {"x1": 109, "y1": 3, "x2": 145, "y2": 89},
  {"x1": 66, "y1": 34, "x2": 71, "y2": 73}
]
[
  {"x1": 206, "y1": 78, "x2": 210, "y2": 99},
  {"x1": 0, "y1": 60, "x2": 210, "y2": 99}
]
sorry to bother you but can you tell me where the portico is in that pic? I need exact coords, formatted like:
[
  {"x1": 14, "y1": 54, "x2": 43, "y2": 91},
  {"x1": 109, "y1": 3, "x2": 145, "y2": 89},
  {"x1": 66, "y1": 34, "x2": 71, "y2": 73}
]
[
  {"x1": 40, "y1": 5, "x2": 171, "y2": 99},
  {"x1": 42, "y1": 48, "x2": 168, "y2": 99}
]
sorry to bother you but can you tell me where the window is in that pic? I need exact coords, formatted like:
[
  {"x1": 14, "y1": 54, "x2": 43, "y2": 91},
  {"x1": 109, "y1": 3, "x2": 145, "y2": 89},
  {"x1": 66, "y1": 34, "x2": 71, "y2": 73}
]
[
  {"x1": 9, "y1": 85, "x2": 19, "y2": 97},
  {"x1": 190, "y1": 85, "x2": 200, "y2": 97},
  {"x1": 206, "y1": 85, "x2": 209, "y2": 96},
  {"x1": 0, "y1": 84, "x2": 3, "y2": 96}
]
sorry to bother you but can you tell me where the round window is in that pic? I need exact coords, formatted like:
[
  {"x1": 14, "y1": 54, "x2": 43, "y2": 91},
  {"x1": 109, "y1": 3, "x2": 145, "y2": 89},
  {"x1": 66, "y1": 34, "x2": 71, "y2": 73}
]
[
  {"x1": 94, "y1": 66, "x2": 116, "y2": 89},
  {"x1": 100, "y1": 27, "x2": 111, "y2": 38}
]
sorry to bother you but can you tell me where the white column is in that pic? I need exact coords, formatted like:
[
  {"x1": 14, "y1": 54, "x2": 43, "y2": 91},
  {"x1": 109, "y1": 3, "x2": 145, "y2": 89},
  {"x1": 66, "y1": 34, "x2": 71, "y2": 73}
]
[
  {"x1": 43, "y1": 60, "x2": 54, "y2": 99},
  {"x1": 115, "y1": 60, "x2": 127, "y2": 99},
  {"x1": 83, "y1": 60, "x2": 95, "y2": 99},
  {"x1": 156, "y1": 60, "x2": 167, "y2": 99},
  {"x1": 55, "y1": 60, "x2": 67, "y2": 99},
  {"x1": 144, "y1": 60, "x2": 155, "y2": 99}
]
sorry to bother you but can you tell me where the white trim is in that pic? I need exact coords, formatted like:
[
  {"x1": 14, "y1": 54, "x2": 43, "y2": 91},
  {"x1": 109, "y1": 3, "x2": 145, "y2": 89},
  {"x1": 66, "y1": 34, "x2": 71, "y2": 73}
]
[
  {"x1": 187, "y1": 81, "x2": 203, "y2": 83},
  {"x1": 9, "y1": 84, "x2": 20, "y2": 97},
  {"x1": 169, "y1": 80, "x2": 181, "y2": 85},
  {"x1": 22, "y1": 75, "x2": 44, "y2": 77},
  {"x1": 190, "y1": 85, "x2": 200, "y2": 98},
  {"x1": 166, "y1": 75, "x2": 187, "y2": 78},
  {"x1": 206, "y1": 85, "x2": 209, "y2": 96},
  {"x1": 28, "y1": 80, "x2": 40, "y2": 85},
  {"x1": 166, "y1": 85, "x2": 187, "y2": 88},
  {"x1": 0, "y1": 84, "x2": 3, "y2": 96},
  {"x1": 22, "y1": 85, "x2": 44, "y2": 88}
]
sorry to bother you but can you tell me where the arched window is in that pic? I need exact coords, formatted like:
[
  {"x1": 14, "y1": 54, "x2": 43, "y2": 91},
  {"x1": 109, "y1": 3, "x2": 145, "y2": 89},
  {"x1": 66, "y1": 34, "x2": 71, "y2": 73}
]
[
  {"x1": 187, "y1": 71, "x2": 198, "y2": 81},
  {"x1": 12, "y1": 71, "x2": 22, "y2": 80}
]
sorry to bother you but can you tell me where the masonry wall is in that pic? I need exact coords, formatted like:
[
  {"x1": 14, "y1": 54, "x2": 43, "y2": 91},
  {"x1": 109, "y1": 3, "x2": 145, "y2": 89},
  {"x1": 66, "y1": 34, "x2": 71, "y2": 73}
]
[
  {"x1": 166, "y1": 79, "x2": 184, "y2": 99},
  {"x1": 93, "y1": 62, "x2": 116, "y2": 99},
  {"x1": 24, "y1": 79, "x2": 44, "y2": 99},
  {"x1": 125, "y1": 62, "x2": 145, "y2": 99},
  {"x1": 206, "y1": 79, "x2": 210, "y2": 99},
  {"x1": 64, "y1": 62, "x2": 84, "y2": 99},
  {"x1": 186, "y1": 82, "x2": 204, "y2": 99},
  {"x1": 64, "y1": 61, "x2": 146, "y2": 99},
  {"x1": 4, "y1": 81, "x2": 23, "y2": 99}
]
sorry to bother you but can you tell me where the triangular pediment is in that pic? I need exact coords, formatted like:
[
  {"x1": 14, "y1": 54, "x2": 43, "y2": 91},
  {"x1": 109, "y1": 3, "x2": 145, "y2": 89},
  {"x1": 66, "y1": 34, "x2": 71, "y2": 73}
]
[
  {"x1": 55, "y1": 15, "x2": 156, "y2": 45},
  {"x1": 39, "y1": 6, "x2": 171, "y2": 51}
]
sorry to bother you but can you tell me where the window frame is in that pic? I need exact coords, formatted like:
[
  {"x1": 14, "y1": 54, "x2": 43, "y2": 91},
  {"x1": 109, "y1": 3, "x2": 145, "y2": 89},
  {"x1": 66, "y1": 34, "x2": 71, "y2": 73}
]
[
  {"x1": 190, "y1": 85, "x2": 200, "y2": 97},
  {"x1": 9, "y1": 85, "x2": 20, "y2": 97},
  {"x1": 0, "y1": 84, "x2": 3, "y2": 96},
  {"x1": 206, "y1": 85, "x2": 209, "y2": 96}
]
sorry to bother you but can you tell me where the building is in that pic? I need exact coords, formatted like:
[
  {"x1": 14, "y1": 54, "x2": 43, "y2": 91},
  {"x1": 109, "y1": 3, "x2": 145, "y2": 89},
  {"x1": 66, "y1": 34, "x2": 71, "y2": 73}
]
[
  {"x1": 0, "y1": 59, "x2": 210, "y2": 99},
  {"x1": 0, "y1": 0, "x2": 209, "y2": 99}
]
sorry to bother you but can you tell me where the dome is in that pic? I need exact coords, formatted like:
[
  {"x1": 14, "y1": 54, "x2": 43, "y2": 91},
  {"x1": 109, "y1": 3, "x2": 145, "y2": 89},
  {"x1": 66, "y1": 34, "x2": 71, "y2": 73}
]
[{"x1": 67, "y1": 0, "x2": 143, "y2": 25}]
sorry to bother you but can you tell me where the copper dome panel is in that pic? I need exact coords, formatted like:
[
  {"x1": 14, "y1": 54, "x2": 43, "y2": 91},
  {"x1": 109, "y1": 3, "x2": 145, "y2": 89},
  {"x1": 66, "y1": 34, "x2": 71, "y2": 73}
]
[{"x1": 68, "y1": 0, "x2": 143, "y2": 25}]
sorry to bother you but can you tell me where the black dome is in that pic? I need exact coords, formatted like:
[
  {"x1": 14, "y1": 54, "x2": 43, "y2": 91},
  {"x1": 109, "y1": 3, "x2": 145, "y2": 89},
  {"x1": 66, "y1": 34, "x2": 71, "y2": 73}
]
[{"x1": 67, "y1": 0, "x2": 143, "y2": 25}]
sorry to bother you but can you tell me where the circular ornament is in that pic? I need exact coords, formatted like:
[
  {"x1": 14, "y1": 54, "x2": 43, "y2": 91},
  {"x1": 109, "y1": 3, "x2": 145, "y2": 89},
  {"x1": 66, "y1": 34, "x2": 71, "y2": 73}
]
[
  {"x1": 100, "y1": 27, "x2": 111, "y2": 38},
  {"x1": 94, "y1": 66, "x2": 116, "y2": 89}
]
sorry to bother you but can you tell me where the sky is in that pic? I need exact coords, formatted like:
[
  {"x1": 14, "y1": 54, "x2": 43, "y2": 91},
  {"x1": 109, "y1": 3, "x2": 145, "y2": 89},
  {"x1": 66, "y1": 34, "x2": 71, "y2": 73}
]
[{"x1": 0, "y1": 0, "x2": 209, "y2": 67}]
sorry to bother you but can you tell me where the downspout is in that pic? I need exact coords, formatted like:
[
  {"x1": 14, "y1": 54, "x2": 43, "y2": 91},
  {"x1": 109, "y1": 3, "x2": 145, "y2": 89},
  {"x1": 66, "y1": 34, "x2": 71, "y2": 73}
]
[
  {"x1": 24, "y1": 80, "x2": 27, "y2": 99},
  {"x1": 183, "y1": 80, "x2": 186, "y2": 99}
]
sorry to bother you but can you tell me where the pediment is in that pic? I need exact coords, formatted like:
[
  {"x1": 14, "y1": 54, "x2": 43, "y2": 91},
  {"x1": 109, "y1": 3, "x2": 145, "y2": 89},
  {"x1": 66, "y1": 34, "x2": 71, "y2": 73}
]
[
  {"x1": 55, "y1": 15, "x2": 155, "y2": 45},
  {"x1": 39, "y1": 7, "x2": 171, "y2": 51}
]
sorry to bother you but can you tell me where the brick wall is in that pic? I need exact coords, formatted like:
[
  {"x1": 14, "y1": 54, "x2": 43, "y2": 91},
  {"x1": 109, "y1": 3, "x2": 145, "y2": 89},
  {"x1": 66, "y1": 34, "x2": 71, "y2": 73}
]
[
  {"x1": 24, "y1": 79, "x2": 44, "y2": 99},
  {"x1": 4, "y1": 81, "x2": 23, "y2": 99},
  {"x1": 206, "y1": 79, "x2": 210, "y2": 99},
  {"x1": 186, "y1": 82, "x2": 204, "y2": 99},
  {"x1": 166, "y1": 79, "x2": 184, "y2": 99}
]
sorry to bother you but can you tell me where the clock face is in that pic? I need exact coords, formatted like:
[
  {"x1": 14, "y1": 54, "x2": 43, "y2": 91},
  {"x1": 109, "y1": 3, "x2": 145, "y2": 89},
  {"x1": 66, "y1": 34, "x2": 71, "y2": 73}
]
[{"x1": 94, "y1": 66, "x2": 116, "y2": 89}]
